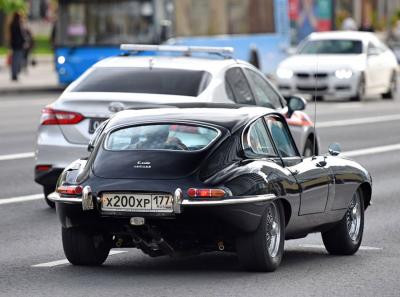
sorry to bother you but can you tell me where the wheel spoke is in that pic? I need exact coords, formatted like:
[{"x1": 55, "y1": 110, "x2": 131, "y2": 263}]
[
  {"x1": 266, "y1": 203, "x2": 280, "y2": 258},
  {"x1": 346, "y1": 192, "x2": 361, "y2": 241}
]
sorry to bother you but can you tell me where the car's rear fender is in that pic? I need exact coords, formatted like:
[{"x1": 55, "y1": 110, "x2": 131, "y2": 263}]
[
  {"x1": 328, "y1": 155, "x2": 372, "y2": 211},
  {"x1": 35, "y1": 125, "x2": 89, "y2": 169}
]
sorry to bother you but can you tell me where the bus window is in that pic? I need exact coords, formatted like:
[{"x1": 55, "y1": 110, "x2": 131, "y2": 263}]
[
  {"x1": 171, "y1": 0, "x2": 275, "y2": 37},
  {"x1": 225, "y1": 68, "x2": 255, "y2": 105},
  {"x1": 57, "y1": 0, "x2": 155, "y2": 46}
]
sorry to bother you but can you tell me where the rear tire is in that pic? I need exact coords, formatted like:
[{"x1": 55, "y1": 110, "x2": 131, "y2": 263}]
[
  {"x1": 350, "y1": 73, "x2": 365, "y2": 101},
  {"x1": 314, "y1": 96, "x2": 323, "y2": 101},
  {"x1": 44, "y1": 186, "x2": 55, "y2": 208},
  {"x1": 321, "y1": 188, "x2": 364, "y2": 255},
  {"x1": 62, "y1": 227, "x2": 110, "y2": 266},
  {"x1": 236, "y1": 200, "x2": 285, "y2": 272},
  {"x1": 382, "y1": 71, "x2": 396, "y2": 99}
]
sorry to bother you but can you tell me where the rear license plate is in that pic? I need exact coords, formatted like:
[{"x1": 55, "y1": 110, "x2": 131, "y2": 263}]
[
  {"x1": 101, "y1": 193, "x2": 173, "y2": 213},
  {"x1": 89, "y1": 118, "x2": 107, "y2": 134}
]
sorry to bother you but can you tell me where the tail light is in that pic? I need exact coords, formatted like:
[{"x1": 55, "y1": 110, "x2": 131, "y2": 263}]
[
  {"x1": 36, "y1": 165, "x2": 51, "y2": 171},
  {"x1": 188, "y1": 188, "x2": 226, "y2": 198},
  {"x1": 57, "y1": 185, "x2": 83, "y2": 195},
  {"x1": 40, "y1": 105, "x2": 84, "y2": 125}
]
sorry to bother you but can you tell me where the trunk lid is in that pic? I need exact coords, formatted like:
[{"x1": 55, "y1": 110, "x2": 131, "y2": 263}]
[{"x1": 51, "y1": 93, "x2": 201, "y2": 144}]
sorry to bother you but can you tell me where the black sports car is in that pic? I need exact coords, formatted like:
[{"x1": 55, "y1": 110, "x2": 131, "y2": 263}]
[{"x1": 50, "y1": 104, "x2": 372, "y2": 272}]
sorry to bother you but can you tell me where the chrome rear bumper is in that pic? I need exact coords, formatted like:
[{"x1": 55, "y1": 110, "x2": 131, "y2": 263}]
[{"x1": 49, "y1": 191, "x2": 276, "y2": 213}]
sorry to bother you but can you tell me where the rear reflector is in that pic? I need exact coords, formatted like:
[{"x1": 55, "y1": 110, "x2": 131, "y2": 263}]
[
  {"x1": 188, "y1": 188, "x2": 226, "y2": 198},
  {"x1": 40, "y1": 106, "x2": 84, "y2": 125},
  {"x1": 57, "y1": 185, "x2": 83, "y2": 195},
  {"x1": 36, "y1": 165, "x2": 51, "y2": 171}
]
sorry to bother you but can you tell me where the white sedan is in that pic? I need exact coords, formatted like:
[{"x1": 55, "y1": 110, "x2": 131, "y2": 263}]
[
  {"x1": 276, "y1": 31, "x2": 398, "y2": 101},
  {"x1": 35, "y1": 45, "x2": 319, "y2": 207}
]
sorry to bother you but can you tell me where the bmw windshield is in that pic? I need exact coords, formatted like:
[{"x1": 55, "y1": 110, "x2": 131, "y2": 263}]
[{"x1": 298, "y1": 40, "x2": 363, "y2": 55}]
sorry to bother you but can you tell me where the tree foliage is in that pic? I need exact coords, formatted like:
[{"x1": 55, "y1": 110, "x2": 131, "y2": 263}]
[{"x1": 0, "y1": 0, "x2": 27, "y2": 14}]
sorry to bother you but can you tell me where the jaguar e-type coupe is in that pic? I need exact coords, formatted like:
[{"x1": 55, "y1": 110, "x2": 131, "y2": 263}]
[{"x1": 50, "y1": 103, "x2": 372, "y2": 272}]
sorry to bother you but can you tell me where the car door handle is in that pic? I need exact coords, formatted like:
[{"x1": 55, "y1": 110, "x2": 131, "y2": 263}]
[{"x1": 316, "y1": 161, "x2": 327, "y2": 167}]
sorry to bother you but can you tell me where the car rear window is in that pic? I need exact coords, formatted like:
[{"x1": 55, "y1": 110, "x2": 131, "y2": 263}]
[
  {"x1": 71, "y1": 67, "x2": 212, "y2": 96},
  {"x1": 299, "y1": 39, "x2": 362, "y2": 54},
  {"x1": 106, "y1": 124, "x2": 219, "y2": 151}
]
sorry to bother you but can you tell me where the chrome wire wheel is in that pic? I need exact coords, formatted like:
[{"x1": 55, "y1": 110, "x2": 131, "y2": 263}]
[
  {"x1": 346, "y1": 192, "x2": 361, "y2": 241},
  {"x1": 266, "y1": 202, "x2": 280, "y2": 257}
]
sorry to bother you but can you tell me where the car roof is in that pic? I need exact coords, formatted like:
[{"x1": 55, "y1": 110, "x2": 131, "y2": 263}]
[
  {"x1": 106, "y1": 104, "x2": 277, "y2": 133},
  {"x1": 306, "y1": 31, "x2": 377, "y2": 41},
  {"x1": 94, "y1": 55, "x2": 241, "y2": 75}
]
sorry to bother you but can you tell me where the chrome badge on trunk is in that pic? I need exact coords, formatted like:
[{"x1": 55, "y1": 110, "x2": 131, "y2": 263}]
[{"x1": 108, "y1": 102, "x2": 125, "y2": 112}]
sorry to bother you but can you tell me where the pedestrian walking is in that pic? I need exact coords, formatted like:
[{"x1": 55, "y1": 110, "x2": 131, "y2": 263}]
[
  {"x1": 9, "y1": 12, "x2": 28, "y2": 81},
  {"x1": 21, "y1": 16, "x2": 36, "y2": 72}
]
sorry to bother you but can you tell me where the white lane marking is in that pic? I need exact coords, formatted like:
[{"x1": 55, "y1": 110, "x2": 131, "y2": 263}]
[
  {"x1": 0, "y1": 194, "x2": 44, "y2": 205},
  {"x1": 318, "y1": 114, "x2": 400, "y2": 128},
  {"x1": 32, "y1": 251, "x2": 128, "y2": 267},
  {"x1": 334, "y1": 103, "x2": 364, "y2": 109},
  {"x1": 299, "y1": 244, "x2": 382, "y2": 251},
  {"x1": 0, "y1": 152, "x2": 35, "y2": 161},
  {"x1": 341, "y1": 143, "x2": 400, "y2": 158}
]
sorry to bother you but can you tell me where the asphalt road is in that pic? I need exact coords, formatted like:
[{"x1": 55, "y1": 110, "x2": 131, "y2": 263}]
[{"x1": 0, "y1": 92, "x2": 400, "y2": 296}]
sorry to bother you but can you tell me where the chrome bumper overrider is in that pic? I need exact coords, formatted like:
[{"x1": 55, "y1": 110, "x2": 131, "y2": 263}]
[
  {"x1": 48, "y1": 191, "x2": 82, "y2": 204},
  {"x1": 49, "y1": 189, "x2": 276, "y2": 213}
]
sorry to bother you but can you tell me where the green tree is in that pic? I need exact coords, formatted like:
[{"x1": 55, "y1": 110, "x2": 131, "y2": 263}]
[{"x1": 0, "y1": 0, "x2": 27, "y2": 13}]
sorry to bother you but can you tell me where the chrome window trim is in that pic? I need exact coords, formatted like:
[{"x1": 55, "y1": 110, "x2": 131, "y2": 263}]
[
  {"x1": 241, "y1": 116, "x2": 278, "y2": 157},
  {"x1": 103, "y1": 120, "x2": 222, "y2": 153}
]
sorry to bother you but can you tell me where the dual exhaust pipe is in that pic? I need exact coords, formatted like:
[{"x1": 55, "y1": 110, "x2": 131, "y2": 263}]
[{"x1": 121, "y1": 224, "x2": 200, "y2": 258}]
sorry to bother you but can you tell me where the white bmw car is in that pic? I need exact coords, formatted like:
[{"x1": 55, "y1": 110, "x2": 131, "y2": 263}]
[
  {"x1": 276, "y1": 31, "x2": 398, "y2": 101},
  {"x1": 35, "y1": 45, "x2": 319, "y2": 207}
]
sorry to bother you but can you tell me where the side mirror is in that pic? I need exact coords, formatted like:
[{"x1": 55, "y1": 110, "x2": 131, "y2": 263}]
[
  {"x1": 328, "y1": 142, "x2": 341, "y2": 156},
  {"x1": 287, "y1": 96, "x2": 307, "y2": 118}
]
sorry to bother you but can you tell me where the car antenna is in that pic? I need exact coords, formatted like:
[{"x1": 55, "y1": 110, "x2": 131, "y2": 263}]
[{"x1": 312, "y1": 47, "x2": 319, "y2": 158}]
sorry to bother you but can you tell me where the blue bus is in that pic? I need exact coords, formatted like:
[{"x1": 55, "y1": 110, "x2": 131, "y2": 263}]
[
  {"x1": 55, "y1": 0, "x2": 290, "y2": 83},
  {"x1": 159, "y1": 0, "x2": 290, "y2": 77},
  {"x1": 55, "y1": 0, "x2": 158, "y2": 83}
]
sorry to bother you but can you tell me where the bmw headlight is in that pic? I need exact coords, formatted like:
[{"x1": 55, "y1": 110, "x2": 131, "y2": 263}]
[
  {"x1": 277, "y1": 68, "x2": 294, "y2": 79},
  {"x1": 335, "y1": 69, "x2": 352, "y2": 79}
]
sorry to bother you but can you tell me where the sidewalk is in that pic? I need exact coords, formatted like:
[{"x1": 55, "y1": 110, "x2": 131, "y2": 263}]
[{"x1": 0, "y1": 55, "x2": 66, "y2": 94}]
